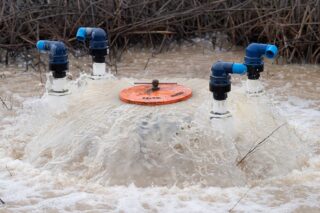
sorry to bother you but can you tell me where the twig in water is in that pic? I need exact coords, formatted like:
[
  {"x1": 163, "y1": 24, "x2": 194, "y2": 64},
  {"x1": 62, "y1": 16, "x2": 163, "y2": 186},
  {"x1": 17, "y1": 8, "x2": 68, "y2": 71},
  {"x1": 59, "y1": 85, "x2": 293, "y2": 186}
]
[
  {"x1": 237, "y1": 123, "x2": 287, "y2": 166},
  {"x1": 144, "y1": 57, "x2": 151, "y2": 71},
  {"x1": 5, "y1": 165, "x2": 12, "y2": 177},
  {"x1": 228, "y1": 182, "x2": 261, "y2": 212},
  {"x1": 228, "y1": 187, "x2": 252, "y2": 212},
  {"x1": 0, "y1": 96, "x2": 10, "y2": 110}
]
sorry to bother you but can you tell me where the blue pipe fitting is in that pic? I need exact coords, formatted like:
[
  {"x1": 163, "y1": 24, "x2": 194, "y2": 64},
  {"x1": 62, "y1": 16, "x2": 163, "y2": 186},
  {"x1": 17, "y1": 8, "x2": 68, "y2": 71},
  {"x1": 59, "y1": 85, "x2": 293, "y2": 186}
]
[
  {"x1": 76, "y1": 27, "x2": 108, "y2": 63},
  {"x1": 244, "y1": 43, "x2": 278, "y2": 80},
  {"x1": 76, "y1": 27, "x2": 88, "y2": 42},
  {"x1": 36, "y1": 40, "x2": 68, "y2": 78},
  {"x1": 209, "y1": 61, "x2": 247, "y2": 100}
]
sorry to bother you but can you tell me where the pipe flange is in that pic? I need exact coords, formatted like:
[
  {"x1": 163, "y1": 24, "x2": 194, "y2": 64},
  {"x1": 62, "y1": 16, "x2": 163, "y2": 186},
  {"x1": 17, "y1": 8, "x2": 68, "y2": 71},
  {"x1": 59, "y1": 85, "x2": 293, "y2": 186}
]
[{"x1": 246, "y1": 64, "x2": 264, "y2": 80}]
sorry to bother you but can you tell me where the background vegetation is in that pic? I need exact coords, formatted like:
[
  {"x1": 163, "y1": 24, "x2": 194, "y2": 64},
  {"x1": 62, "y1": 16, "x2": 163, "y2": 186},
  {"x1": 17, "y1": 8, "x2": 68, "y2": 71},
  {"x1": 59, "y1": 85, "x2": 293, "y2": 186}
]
[{"x1": 0, "y1": 0, "x2": 320, "y2": 63}]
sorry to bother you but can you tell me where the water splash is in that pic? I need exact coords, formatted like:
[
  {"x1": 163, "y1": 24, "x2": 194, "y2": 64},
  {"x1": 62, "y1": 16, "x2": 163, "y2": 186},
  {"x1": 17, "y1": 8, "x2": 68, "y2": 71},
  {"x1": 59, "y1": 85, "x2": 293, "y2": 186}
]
[{"x1": 1, "y1": 78, "x2": 307, "y2": 188}]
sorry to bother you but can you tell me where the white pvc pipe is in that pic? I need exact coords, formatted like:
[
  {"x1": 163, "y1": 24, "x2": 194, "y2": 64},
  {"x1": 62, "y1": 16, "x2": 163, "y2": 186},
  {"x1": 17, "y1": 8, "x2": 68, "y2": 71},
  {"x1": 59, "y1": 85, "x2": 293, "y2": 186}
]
[
  {"x1": 92, "y1": 62, "x2": 106, "y2": 76},
  {"x1": 51, "y1": 77, "x2": 68, "y2": 92},
  {"x1": 212, "y1": 100, "x2": 228, "y2": 114},
  {"x1": 246, "y1": 79, "x2": 264, "y2": 94},
  {"x1": 210, "y1": 99, "x2": 231, "y2": 119}
]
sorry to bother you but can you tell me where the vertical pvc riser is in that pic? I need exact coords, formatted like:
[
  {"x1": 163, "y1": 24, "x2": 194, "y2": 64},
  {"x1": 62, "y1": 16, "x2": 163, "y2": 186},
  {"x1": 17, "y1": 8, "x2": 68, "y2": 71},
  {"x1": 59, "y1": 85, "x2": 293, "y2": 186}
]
[
  {"x1": 92, "y1": 63, "x2": 106, "y2": 76},
  {"x1": 51, "y1": 78, "x2": 67, "y2": 92},
  {"x1": 36, "y1": 40, "x2": 69, "y2": 94},
  {"x1": 210, "y1": 62, "x2": 246, "y2": 118},
  {"x1": 244, "y1": 43, "x2": 278, "y2": 95},
  {"x1": 211, "y1": 100, "x2": 228, "y2": 114},
  {"x1": 76, "y1": 27, "x2": 108, "y2": 78}
]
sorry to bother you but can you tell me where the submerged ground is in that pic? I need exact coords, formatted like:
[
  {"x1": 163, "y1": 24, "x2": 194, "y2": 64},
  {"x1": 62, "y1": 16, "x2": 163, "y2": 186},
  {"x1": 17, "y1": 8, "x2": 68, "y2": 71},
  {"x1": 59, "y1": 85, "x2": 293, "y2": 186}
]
[{"x1": 0, "y1": 40, "x2": 320, "y2": 212}]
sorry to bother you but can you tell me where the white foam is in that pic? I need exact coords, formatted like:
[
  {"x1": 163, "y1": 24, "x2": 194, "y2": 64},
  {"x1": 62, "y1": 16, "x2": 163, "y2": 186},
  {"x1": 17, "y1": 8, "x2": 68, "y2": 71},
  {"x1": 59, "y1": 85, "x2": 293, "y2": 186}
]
[{"x1": 0, "y1": 77, "x2": 319, "y2": 212}]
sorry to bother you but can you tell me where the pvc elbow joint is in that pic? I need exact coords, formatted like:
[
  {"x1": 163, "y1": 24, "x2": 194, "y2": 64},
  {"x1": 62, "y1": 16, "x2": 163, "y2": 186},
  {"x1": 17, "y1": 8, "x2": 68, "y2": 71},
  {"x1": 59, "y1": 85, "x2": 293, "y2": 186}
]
[
  {"x1": 76, "y1": 27, "x2": 89, "y2": 41},
  {"x1": 36, "y1": 40, "x2": 68, "y2": 63},
  {"x1": 76, "y1": 27, "x2": 108, "y2": 49},
  {"x1": 245, "y1": 43, "x2": 278, "y2": 60},
  {"x1": 36, "y1": 40, "x2": 68, "y2": 78},
  {"x1": 265, "y1": 45, "x2": 278, "y2": 59},
  {"x1": 209, "y1": 61, "x2": 247, "y2": 101},
  {"x1": 211, "y1": 61, "x2": 246, "y2": 78},
  {"x1": 76, "y1": 27, "x2": 108, "y2": 62},
  {"x1": 244, "y1": 43, "x2": 278, "y2": 80},
  {"x1": 231, "y1": 63, "x2": 247, "y2": 75}
]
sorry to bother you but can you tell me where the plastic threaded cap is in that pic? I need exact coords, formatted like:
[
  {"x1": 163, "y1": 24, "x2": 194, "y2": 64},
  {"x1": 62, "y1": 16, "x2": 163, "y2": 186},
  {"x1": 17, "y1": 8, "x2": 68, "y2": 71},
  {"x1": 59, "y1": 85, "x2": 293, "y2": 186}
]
[
  {"x1": 232, "y1": 63, "x2": 247, "y2": 75},
  {"x1": 76, "y1": 27, "x2": 87, "y2": 41},
  {"x1": 265, "y1": 45, "x2": 278, "y2": 59},
  {"x1": 36, "y1": 40, "x2": 46, "y2": 50}
]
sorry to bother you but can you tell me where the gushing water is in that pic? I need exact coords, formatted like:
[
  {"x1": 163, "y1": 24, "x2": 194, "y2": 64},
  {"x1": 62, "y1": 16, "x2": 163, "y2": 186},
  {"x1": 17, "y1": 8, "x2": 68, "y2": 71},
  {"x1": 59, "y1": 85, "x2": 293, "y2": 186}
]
[
  {"x1": 2, "y1": 77, "x2": 307, "y2": 189},
  {"x1": 246, "y1": 79, "x2": 264, "y2": 94},
  {"x1": 1, "y1": 43, "x2": 320, "y2": 212}
]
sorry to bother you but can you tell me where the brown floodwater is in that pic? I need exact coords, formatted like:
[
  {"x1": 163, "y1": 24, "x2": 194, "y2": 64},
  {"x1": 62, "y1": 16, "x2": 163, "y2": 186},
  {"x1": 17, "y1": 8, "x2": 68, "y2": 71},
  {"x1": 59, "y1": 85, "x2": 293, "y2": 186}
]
[{"x1": 0, "y1": 40, "x2": 319, "y2": 212}]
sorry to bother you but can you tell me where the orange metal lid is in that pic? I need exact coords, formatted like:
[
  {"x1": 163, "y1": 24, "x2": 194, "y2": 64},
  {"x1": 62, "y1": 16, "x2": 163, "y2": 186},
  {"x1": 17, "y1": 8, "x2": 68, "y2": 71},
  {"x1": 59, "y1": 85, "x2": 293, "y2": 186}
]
[{"x1": 120, "y1": 81, "x2": 192, "y2": 106}]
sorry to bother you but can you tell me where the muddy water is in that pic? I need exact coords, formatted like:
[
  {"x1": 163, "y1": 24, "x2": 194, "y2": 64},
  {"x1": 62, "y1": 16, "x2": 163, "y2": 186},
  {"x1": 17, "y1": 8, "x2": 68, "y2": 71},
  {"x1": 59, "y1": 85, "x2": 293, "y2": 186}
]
[{"x1": 0, "y1": 41, "x2": 320, "y2": 212}]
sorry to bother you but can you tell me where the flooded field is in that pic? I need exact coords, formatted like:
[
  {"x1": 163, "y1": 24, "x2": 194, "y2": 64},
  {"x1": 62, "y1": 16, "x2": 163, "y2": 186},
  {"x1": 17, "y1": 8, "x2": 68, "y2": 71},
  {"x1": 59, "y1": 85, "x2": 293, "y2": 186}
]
[{"x1": 0, "y1": 41, "x2": 320, "y2": 212}]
